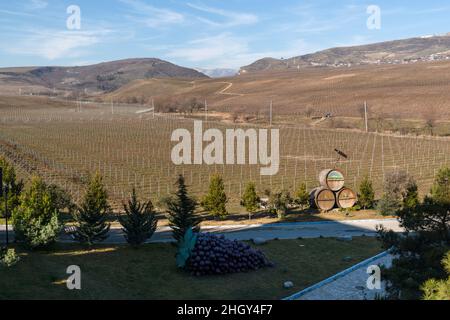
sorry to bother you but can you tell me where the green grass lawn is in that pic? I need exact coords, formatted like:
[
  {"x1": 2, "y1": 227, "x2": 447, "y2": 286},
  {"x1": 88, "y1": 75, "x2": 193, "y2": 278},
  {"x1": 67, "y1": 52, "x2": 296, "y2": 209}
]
[{"x1": 0, "y1": 237, "x2": 382, "y2": 300}]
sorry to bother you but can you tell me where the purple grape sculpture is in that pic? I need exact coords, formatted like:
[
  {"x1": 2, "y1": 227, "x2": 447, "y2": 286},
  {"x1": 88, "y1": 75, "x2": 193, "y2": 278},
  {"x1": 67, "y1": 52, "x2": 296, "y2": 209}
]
[{"x1": 185, "y1": 233, "x2": 273, "y2": 276}]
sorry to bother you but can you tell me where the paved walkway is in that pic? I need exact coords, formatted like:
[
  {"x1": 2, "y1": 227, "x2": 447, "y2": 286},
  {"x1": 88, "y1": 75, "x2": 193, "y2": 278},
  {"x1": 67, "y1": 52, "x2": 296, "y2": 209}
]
[
  {"x1": 0, "y1": 218, "x2": 402, "y2": 244},
  {"x1": 288, "y1": 252, "x2": 393, "y2": 300}
]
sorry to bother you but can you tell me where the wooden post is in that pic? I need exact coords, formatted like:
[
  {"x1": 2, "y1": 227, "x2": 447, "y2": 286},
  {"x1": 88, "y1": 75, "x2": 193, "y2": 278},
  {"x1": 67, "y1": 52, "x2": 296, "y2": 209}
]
[
  {"x1": 270, "y1": 100, "x2": 273, "y2": 126},
  {"x1": 152, "y1": 98, "x2": 155, "y2": 119},
  {"x1": 364, "y1": 101, "x2": 369, "y2": 132}
]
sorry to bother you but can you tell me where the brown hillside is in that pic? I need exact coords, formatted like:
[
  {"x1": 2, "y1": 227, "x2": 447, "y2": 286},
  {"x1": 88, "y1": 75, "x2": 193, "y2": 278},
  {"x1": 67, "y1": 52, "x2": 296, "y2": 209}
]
[{"x1": 104, "y1": 60, "x2": 450, "y2": 120}]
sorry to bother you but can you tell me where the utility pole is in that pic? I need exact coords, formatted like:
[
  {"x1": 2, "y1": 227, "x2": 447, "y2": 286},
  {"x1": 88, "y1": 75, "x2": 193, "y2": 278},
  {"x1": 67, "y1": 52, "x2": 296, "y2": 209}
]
[
  {"x1": 364, "y1": 101, "x2": 369, "y2": 132},
  {"x1": 205, "y1": 99, "x2": 208, "y2": 122},
  {"x1": 111, "y1": 99, "x2": 114, "y2": 115}
]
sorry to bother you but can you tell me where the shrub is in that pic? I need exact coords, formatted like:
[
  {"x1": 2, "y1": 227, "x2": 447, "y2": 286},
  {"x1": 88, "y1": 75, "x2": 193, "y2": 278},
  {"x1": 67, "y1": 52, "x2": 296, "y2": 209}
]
[
  {"x1": 72, "y1": 173, "x2": 111, "y2": 246},
  {"x1": 0, "y1": 248, "x2": 20, "y2": 267},
  {"x1": 294, "y1": 183, "x2": 309, "y2": 211},
  {"x1": 12, "y1": 176, "x2": 62, "y2": 249},
  {"x1": 167, "y1": 175, "x2": 201, "y2": 243},
  {"x1": 119, "y1": 188, "x2": 158, "y2": 246},
  {"x1": 157, "y1": 194, "x2": 175, "y2": 211},
  {"x1": 240, "y1": 182, "x2": 260, "y2": 220},
  {"x1": 378, "y1": 170, "x2": 417, "y2": 216},
  {"x1": 377, "y1": 194, "x2": 400, "y2": 216},
  {"x1": 201, "y1": 174, "x2": 228, "y2": 219},
  {"x1": 384, "y1": 170, "x2": 416, "y2": 202},
  {"x1": 266, "y1": 189, "x2": 292, "y2": 219}
]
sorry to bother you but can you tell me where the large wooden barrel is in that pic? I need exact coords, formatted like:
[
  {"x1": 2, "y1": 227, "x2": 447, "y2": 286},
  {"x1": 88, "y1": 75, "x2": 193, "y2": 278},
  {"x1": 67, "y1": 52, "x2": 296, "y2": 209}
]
[
  {"x1": 336, "y1": 188, "x2": 358, "y2": 209},
  {"x1": 310, "y1": 187, "x2": 336, "y2": 211},
  {"x1": 319, "y1": 169, "x2": 345, "y2": 192}
]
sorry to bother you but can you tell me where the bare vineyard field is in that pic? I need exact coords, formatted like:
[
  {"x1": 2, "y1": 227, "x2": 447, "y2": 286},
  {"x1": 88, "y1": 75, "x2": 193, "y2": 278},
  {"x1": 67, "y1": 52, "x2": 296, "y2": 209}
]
[{"x1": 1, "y1": 100, "x2": 450, "y2": 210}]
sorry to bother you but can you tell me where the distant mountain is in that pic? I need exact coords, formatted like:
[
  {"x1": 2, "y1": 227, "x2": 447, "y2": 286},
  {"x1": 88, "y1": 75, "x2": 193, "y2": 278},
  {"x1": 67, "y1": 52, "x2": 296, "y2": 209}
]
[
  {"x1": 0, "y1": 58, "x2": 208, "y2": 93},
  {"x1": 196, "y1": 68, "x2": 238, "y2": 78},
  {"x1": 240, "y1": 34, "x2": 450, "y2": 73}
]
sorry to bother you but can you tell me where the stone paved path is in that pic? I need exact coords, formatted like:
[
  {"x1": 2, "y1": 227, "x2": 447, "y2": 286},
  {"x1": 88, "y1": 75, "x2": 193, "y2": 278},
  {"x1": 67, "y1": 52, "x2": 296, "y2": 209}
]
[{"x1": 291, "y1": 253, "x2": 393, "y2": 300}]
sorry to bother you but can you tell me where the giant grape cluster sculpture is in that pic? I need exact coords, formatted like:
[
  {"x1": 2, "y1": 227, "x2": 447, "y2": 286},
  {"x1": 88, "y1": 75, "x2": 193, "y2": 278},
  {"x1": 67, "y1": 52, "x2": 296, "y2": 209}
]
[{"x1": 185, "y1": 233, "x2": 273, "y2": 276}]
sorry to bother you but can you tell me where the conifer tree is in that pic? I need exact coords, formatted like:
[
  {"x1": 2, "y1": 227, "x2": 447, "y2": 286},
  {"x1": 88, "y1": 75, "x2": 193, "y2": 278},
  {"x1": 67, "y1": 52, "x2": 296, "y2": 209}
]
[
  {"x1": 431, "y1": 167, "x2": 450, "y2": 205},
  {"x1": 72, "y1": 173, "x2": 111, "y2": 246},
  {"x1": 422, "y1": 253, "x2": 450, "y2": 300},
  {"x1": 201, "y1": 174, "x2": 228, "y2": 219},
  {"x1": 12, "y1": 176, "x2": 61, "y2": 249},
  {"x1": 0, "y1": 157, "x2": 24, "y2": 218},
  {"x1": 403, "y1": 181, "x2": 419, "y2": 209},
  {"x1": 240, "y1": 182, "x2": 260, "y2": 220},
  {"x1": 167, "y1": 175, "x2": 200, "y2": 243},
  {"x1": 377, "y1": 166, "x2": 450, "y2": 299},
  {"x1": 358, "y1": 176, "x2": 375, "y2": 209},
  {"x1": 119, "y1": 188, "x2": 157, "y2": 246}
]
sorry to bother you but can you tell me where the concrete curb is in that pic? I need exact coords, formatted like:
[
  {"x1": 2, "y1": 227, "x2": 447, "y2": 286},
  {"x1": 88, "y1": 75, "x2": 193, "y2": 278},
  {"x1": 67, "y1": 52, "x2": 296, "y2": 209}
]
[
  {"x1": 282, "y1": 250, "x2": 392, "y2": 300},
  {"x1": 256, "y1": 218, "x2": 398, "y2": 229}
]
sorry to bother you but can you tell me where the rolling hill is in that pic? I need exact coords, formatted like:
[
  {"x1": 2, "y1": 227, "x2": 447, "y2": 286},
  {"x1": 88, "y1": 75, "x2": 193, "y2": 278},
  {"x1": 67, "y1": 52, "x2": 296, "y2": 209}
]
[
  {"x1": 104, "y1": 59, "x2": 450, "y2": 122},
  {"x1": 240, "y1": 34, "x2": 450, "y2": 73},
  {"x1": 0, "y1": 58, "x2": 207, "y2": 94}
]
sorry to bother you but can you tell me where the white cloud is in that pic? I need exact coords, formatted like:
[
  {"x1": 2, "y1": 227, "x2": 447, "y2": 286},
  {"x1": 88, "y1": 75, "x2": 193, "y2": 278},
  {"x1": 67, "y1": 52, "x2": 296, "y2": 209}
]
[
  {"x1": 120, "y1": 0, "x2": 184, "y2": 28},
  {"x1": 187, "y1": 3, "x2": 258, "y2": 27},
  {"x1": 28, "y1": 0, "x2": 48, "y2": 10},
  {"x1": 166, "y1": 33, "x2": 248, "y2": 63},
  {"x1": 165, "y1": 33, "x2": 319, "y2": 69},
  {"x1": 0, "y1": 9, "x2": 35, "y2": 17},
  {"x1": 6, "y1": 29, "x2": 110, "y2": 60}
]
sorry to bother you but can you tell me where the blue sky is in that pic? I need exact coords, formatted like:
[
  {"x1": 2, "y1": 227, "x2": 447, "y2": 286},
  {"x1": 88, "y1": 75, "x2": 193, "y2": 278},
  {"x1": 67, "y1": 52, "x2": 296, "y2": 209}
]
[{"x1": 1, "y1": 0, "x2": 450, "y2": 69}]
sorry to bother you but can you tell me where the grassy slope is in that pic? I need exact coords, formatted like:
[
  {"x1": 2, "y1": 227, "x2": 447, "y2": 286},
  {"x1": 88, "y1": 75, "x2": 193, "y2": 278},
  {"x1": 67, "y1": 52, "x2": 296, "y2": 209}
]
[{"x1": 0, "y1": 237, "x2": 382, "y2": 300}]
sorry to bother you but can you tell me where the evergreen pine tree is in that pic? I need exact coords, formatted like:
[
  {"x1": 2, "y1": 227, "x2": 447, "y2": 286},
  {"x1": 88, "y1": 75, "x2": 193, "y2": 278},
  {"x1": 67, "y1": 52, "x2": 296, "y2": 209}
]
[
  {"x1": 294, "y1": 183, "x2": 309, "y2": 210},
  {"x1": 0, "y1": 157, "x2": 24, "y2": 218},
  {"x1": 403, "y1": 181, "x2": 419, "y2": 209},
  {"x1": 422, "y1": 253, "x2": 450, "y2": 300},
  {"x1": 377, "y1": 166, "x2": 450, "y2": 299},
  {"x1": 167, "y1": 175, "x2": 200, "y2": 243},
  {"x1": 201, "y1": 174, "x2": 228, "y2": 219},
  {"x1": 72, "y1": 173, "x2": 111, "y2": 246},
  {"x1": 358, "y1": 176, "x2": 375, "y2": 209},
  {"x1": 119, "y1": 188, "x2": 158, "y2": 246},
  {"x1": 240, "y1": 182, "x2": 260, "y2": 220},
  {"x1": 431, "y1": 167, "x2": 450, "y2": 205}
]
